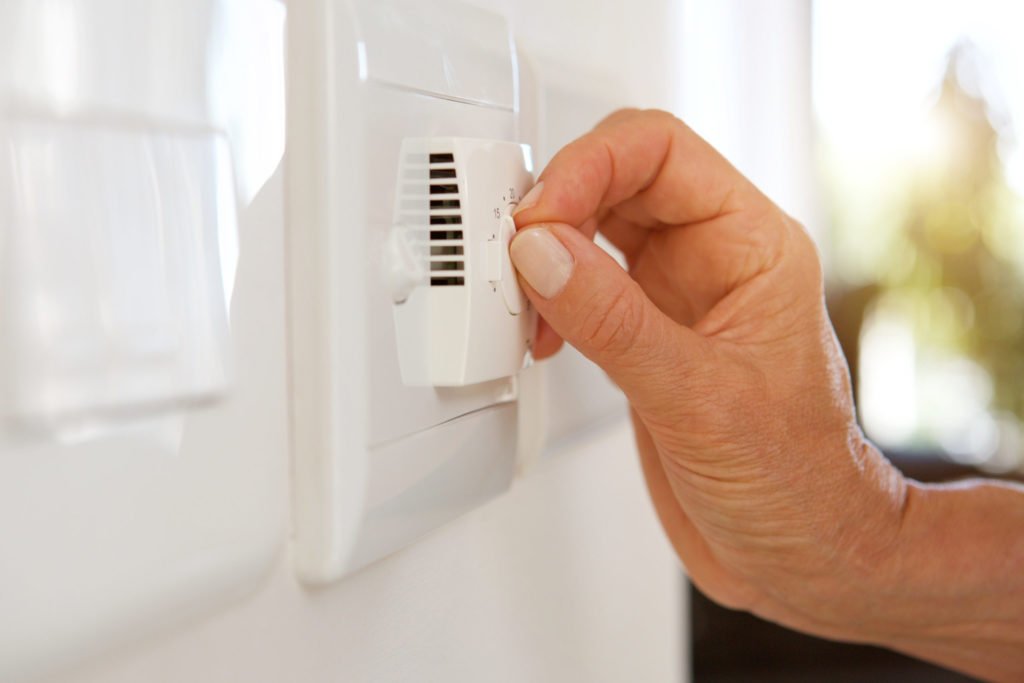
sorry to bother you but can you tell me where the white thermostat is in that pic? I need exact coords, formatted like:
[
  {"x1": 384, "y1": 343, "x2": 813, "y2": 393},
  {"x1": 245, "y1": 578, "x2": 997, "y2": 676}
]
[
  {"x1": 287, "y1": 2, "x2": 556, "y2": 584},
  {"x1": 388, "y1": 137, "x2": 536, "y2": 387}
]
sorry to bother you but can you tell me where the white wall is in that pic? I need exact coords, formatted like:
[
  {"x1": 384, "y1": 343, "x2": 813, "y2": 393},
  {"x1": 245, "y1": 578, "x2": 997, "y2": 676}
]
[
  {"x1": 679, "y1": 0, "x2": 821, "y2": 245},
  {"x1": 42, "y1": 1, "x2": 689, "y2": 682},
  {"x1": 56, "y1": 423, "x2": 682, "y2": 683},
  {"x1": 19, "y1": 1, "x2": 823, "y2": 681}
]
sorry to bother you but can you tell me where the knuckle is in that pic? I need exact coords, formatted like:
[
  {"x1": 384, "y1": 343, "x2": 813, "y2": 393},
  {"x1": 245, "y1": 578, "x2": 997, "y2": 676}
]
[
  {"x1": 598, "y1": 107, "x2": 643, "y2": 127},
  {"x1": 648, "y1": 108, "x2": 689, "y2": 136},
  {"x1": 798, "y1": 230, "x2": 825, "y2": 287},
  {"x1": 782, "y1": 216, "x2": 825, "y2": 291},
  {"x1": 577, "y1": 284, "x2": 644, "y2": 356},
  {"x1": 643, "y1": 108, "x2": 679, "y2": 124},
  {"x1": 599, "y1": 108, "x2": 680, "y2": 131}
]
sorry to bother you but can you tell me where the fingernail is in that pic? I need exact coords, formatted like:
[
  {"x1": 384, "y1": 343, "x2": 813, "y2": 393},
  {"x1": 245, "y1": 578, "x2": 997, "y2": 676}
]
[
  {"x1": 509, "y1": 227, "x2": 574, "y2": 299},
  {"x1": 513, "y1": 181, "x2": 544, "y2": 216}
]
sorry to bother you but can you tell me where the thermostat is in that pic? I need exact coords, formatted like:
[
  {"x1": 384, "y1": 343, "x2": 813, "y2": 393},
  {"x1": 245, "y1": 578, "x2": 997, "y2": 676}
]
[{"x1": 387, "y1": 137, "x2": 536, "y2": 387}]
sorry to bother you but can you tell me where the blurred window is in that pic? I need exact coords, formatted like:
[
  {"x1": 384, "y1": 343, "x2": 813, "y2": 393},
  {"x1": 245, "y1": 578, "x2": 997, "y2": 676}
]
[{"x1": 815, "y1": 1, "x2": 1024, "y2": 472}]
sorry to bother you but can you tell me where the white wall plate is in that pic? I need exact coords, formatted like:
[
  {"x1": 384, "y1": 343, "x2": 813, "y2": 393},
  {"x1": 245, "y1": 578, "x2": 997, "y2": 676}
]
[
  {"x1": 287, "y1": 0, "x2": 543, "y2": 583},
  {"x1": 287, "y1": 0, "x2": 638, "y2": 583}
]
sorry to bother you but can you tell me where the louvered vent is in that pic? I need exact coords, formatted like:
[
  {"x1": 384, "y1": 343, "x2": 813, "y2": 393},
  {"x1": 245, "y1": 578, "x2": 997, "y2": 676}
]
[{"x1": 427, "y1": 152, "x2": 465, "y2": 286}]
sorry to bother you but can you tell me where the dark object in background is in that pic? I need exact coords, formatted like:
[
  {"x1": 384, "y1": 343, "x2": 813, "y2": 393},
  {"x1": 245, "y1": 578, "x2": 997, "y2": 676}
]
[
  {"x1": 690, "y1": 452, "x2": 993, "y2": 682},
  {"x1": 690, "y1": 583, "x2": 977, "y2": 682}
]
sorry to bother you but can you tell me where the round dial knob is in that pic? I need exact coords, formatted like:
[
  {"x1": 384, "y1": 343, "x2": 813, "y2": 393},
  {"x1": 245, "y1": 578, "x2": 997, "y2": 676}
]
[{"x1": 497, "y1": 214, "x2": 526, "y2": 315}]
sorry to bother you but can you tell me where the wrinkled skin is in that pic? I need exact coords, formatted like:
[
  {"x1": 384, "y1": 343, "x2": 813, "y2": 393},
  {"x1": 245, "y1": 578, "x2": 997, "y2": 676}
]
[{"x1": 512, "y1": 109, "x2": 1024, "y2": 682}]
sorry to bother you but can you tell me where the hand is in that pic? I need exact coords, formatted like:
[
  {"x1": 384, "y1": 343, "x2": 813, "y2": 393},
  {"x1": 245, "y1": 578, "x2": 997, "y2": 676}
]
[
  {"x1": 512, "y1": 108, "x2": 906, "y2": 630},
  {"x1": 511, "y1": 109, "x2": 1024, "y2": 682}
]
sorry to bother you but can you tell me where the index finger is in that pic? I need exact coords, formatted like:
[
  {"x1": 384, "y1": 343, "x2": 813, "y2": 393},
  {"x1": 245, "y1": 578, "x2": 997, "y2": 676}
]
[{"x1": 514, "y1": 109, "x2": 767, "y2": 235}]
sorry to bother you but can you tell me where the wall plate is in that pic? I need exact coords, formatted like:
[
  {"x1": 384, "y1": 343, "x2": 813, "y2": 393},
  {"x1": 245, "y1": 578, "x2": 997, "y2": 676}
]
[
  {"x1": 287, "y1": 0, "x2": 544, "y2": 583},
  {"x1": 287, "y1": 0, "x2": 637, "y2": 583}
]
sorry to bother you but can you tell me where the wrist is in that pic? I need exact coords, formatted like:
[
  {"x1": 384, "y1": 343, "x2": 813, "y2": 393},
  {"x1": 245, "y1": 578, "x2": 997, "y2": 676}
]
[
  {"x1": 798, "y1": 435, "x2": 911, "y2": 639},
  {"x1": 856, "y1": 478, "x2": 1024, "y2": 680},
  {"x1": 737, "y1": 433, "x2": 910, "y2": 641}
]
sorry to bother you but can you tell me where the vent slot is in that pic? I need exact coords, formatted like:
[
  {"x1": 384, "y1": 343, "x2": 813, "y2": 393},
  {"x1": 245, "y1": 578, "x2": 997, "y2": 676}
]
[
  {"x1": 430, "y1": 199, "x2": 461, "y2": 210},
  {"x1": 431, "y1": 276, "x2": 465, "y2": 286},
  {"x1": 428, "y1": 151, "x2": 465, "y2": 287},
  {"x1": 430, "y1": 230, "x2": 463, "y2": 240},
  {"x1": 430, "y1": 245, "x2": 463, "y2": 256},
  {"x1": 430, "y1": 261, "x2": 463, "y2": 272},
  {"x1": 430, "y1": 215, "x2": 462, "y2": 225}
]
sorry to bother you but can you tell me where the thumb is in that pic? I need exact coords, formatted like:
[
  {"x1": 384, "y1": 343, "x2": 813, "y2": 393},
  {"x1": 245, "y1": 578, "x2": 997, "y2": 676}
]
[{"x1": 510, "y1": 224, "x2": 708, "y2": 414}]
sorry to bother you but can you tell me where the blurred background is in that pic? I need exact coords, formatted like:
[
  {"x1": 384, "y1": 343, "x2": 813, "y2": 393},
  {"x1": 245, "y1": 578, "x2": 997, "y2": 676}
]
[
  {"x1": 822, "y1": 1, "x2": 1024, "y2": 476},
  {"x1": 690, "y1": 1, "x2": 1023, "y2": 680}
]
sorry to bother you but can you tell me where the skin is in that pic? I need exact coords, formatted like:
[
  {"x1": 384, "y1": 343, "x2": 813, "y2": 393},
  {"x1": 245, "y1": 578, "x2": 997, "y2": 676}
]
[{"x1": 511, "y1": 109, "x2": 1024, "y2": 682}]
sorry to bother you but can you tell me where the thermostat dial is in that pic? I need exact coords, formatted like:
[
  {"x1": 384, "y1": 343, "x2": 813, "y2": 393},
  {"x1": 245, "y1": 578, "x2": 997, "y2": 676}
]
[{"x1": 389, "y1": 137, "x2": 536, "y2": 387}]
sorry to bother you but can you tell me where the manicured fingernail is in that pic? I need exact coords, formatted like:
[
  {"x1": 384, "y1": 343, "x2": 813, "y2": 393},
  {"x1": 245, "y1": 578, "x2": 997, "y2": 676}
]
[
  {"x1": 513, "y1": 181, "x2": 544, "y2": 215},
  {"x1": 509, "y1": 227, "x2": 574, "y2": 299}
]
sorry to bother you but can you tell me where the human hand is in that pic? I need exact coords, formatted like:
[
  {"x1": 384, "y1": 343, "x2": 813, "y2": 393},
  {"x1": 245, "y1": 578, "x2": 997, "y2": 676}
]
[
  {"x1": 512, "y1": 109, "x2": 1024, "y2": 682},
  {"x1": 511, "y1": 108, "x2": 910, "y2": 643}
]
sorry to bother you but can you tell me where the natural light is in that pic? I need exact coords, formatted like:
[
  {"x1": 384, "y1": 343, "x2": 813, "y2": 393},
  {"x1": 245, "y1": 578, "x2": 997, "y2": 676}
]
[{"x1": 815, "y1": 1, "x2": 1024, "y2": 471}]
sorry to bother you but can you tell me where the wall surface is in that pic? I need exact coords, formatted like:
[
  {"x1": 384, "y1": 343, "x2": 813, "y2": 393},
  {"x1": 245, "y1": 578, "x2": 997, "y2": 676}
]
[
  {"x1": 41, "y1": 1, "x2": 690, "y2": 682},
  {"x1": 678, "y1": 0, "x2": 820, "y2": 243},
  {"x1": 57, "y1": 423, "x2": 683, "y2": 683}
]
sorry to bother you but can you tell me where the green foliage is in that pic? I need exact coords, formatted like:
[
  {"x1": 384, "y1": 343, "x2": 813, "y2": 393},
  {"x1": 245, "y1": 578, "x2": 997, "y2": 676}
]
[{"x1": 829, "y1": 42, "x2": 1024, "y2": 419}]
